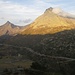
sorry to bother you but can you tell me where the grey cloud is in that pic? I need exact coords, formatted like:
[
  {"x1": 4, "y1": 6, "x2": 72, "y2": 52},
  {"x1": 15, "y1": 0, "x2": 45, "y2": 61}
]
[
  {"x1": 0, "y1": 17, "x2": 5, "y2": 20},
  {"x1": 19, "y1": 19, "x2": 32, "y2": 23},
  {"x1": 52, "y1": 7, "x2": 75, "y2": 19}
]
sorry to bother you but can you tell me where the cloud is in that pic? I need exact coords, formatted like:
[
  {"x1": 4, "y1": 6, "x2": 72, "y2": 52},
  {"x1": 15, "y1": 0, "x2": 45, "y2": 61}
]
[
  {"x1": 52, "y1": 8, "x2": 63, "y2": 14},
  {"x1": 0, "y1": 0, "x2": 40, "y2": 15},
  {"x1": 32, "y1": 0, "x2": 65, "y2": 12},
  {"x1": 0, "y1": 17, "x2": 5, "y2": 20},
  {"x1": 0, "y1": 0, "x2": 41, "y2": 26},
  {"x1": 19, "y1": 19, "x2": 32, "y2": 25}
]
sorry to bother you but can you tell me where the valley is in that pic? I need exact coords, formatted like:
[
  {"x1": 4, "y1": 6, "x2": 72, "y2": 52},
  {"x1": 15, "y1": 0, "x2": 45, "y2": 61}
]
[{"x1": 0, "y1": 7, "x2": 75, "y2": 75}]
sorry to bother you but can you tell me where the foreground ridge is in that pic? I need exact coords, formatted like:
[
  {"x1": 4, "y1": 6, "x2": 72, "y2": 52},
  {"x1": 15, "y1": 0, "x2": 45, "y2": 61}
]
[{"x1": 0, "y1": 44, "x2": 75, "y2": 62}]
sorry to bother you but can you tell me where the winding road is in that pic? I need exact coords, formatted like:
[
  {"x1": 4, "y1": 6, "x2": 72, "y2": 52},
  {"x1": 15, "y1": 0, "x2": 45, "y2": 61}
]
[{"x1": 0, "y1": 44, "x2": 75, "y2": 62}]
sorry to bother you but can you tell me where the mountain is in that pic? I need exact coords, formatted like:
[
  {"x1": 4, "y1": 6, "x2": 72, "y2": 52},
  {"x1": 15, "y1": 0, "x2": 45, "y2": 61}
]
[
  {"x1": 0, "y1": 21, "x2": 23, "y2": 36},
  {"x1": 21, "y1": 7, "x2": 75, "y2": 35},
  {"x1": 1, "y1": 7, "x2": 75, "y2": 35},
  {"x1": 1, "y1": 8, "x2": 75, "y2": 75}
]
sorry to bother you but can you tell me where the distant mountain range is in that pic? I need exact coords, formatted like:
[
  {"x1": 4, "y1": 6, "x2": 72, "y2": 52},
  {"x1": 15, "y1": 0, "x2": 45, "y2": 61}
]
[{"x1": 0, "y1": 7, "x2": 75, "y2": 36}]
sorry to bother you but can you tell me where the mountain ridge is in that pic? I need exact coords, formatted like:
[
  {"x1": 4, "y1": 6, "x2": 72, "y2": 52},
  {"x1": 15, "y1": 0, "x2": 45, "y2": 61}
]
[
  {"x1": 0, "y1": 21, "x2": 23, "y2": 36},
  {"x1": 21, "y1": 7, "x2": 75, "y2": 35},
  {"x1": 0, "y1": 7, "x2": 75, "y2": 35}
]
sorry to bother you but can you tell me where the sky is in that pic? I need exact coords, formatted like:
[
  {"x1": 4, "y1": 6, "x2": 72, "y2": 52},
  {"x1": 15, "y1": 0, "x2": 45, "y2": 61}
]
[{"x1": 0, "y1": 0, "x2": 75, "y2": 26}]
